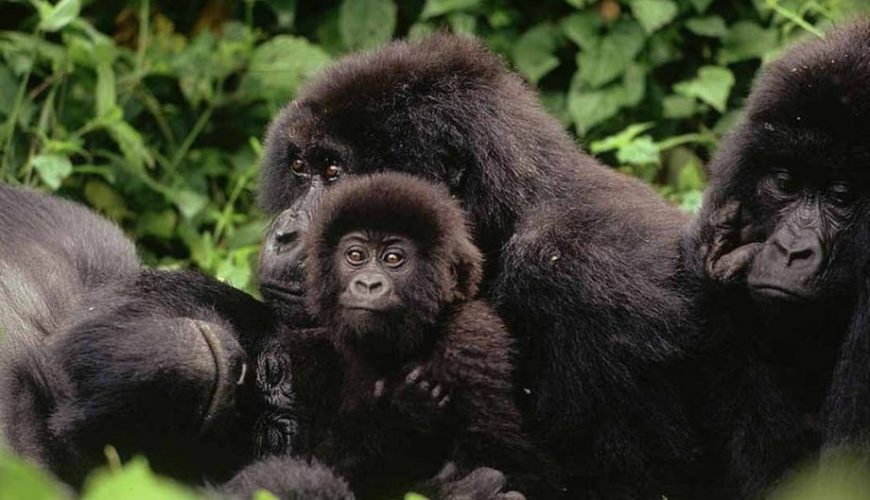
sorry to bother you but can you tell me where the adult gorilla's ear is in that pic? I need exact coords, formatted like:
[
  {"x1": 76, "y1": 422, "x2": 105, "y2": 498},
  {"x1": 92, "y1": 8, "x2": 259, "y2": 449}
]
[{"x1": 449, "y1": 235, "x2": 484, "y2": 302}]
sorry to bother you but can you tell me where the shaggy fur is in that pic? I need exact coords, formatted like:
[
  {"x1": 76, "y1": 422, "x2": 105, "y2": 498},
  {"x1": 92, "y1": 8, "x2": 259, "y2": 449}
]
[
  {"x1": 258, "y1": 34, "x2": 699, "y2": 498},
  {"x1": 684, "y1": 20, "x2": 870, "y2": 499},
  {"x1": 0, "y1": 183, "x2": 353, "y2": 497},
  {"x1": 298, "y1": 173, "x2": 545, "y2": 499}
]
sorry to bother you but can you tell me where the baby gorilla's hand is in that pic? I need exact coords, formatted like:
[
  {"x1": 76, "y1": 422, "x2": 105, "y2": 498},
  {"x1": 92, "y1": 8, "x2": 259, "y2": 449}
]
[
  {"x1": 378, "y1": 364, "x2": 451, "y2": 431},
  {"x1": 700, "y1": 201, "x2": 763, "y2": 287}
]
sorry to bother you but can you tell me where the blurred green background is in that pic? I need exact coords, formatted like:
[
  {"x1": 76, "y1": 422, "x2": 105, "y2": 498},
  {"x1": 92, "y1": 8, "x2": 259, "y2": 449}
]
[{"x1": 1, "y1": 0, "x2": 868, "y2": 293}]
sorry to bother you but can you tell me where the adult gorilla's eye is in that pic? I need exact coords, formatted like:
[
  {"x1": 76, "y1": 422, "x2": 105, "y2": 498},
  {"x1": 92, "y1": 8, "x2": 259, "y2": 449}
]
[
  {"x1": 325, "y1": 164, "x2": 342, "y2": 182},
  {"x1": 772, "y1": 169, "x2": 796, "y2": 193},
  {"x1": 383, "y1": 251, "x2": 405, "y2": 267},
  {"x1": 829, "y1": 181, "x2": 853, "y2": 205},
  {"x1": 290, "y1": 158, "x2": 306, "y2": 175},
  {"x1": 346, "y1": 248, "x2": 366, "y2": 265}
]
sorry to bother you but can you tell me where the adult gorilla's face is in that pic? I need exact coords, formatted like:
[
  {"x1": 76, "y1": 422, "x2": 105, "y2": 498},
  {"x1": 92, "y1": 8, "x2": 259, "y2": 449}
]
[{"x1": 744, "y1": 156, "x2": 867, "y2": 303}]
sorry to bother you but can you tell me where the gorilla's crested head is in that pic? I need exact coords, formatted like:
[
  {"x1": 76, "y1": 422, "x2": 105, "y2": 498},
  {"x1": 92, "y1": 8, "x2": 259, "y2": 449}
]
[{"x1": 257, "y1": 34, "x2": 585, "y2": 315}]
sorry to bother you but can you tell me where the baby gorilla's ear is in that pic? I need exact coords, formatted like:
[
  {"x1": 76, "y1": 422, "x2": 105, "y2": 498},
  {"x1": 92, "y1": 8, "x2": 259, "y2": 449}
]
[{"x1": 449, "y1": 235, "x2": 484, "y2": 302}]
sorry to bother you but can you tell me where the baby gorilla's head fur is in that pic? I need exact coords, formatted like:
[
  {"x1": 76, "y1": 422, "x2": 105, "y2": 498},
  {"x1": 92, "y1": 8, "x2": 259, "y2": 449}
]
[{"x1": 304, "y1": 172, "x2": 482, "y2": 363}]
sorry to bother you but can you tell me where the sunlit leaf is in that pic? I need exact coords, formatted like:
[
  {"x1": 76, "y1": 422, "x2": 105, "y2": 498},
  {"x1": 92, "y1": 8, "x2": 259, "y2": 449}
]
[
  {"x1": 631, "y1": 0, "x2": 678, "y2": 34},
  {"x1": 31, "y1": 153, "x2": 72, "y2": 190},
  {"x1": 673, "y1": 66, "x2": 735, "y2": 113},
  {"x1": 38, "y1": 0, "x2": 81, "y2": 32}
]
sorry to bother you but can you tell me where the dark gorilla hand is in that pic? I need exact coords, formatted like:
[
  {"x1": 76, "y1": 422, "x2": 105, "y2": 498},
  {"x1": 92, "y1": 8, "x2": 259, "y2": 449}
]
[{"x1": 686, "y1": 20, "x2": 870, "y2": 499}]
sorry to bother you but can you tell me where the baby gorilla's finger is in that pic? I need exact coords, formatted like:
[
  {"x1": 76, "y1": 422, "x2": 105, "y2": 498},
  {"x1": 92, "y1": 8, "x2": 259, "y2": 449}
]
[
  {"x1": 405, "y1": 365, "x2": 425, "y2": 385},
  {"x1": 437, "y1": 395, "x2": 451, "y2": 408},
  {"x1": 373, "y1": 379, "x2": 386, "y2": 399},
  {"x1": 431, "y1": 384, "x2": 443, "y2": 399}
]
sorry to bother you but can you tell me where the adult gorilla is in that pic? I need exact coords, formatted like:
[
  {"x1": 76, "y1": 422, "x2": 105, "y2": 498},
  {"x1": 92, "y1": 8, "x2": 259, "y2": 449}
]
[
  {"x1": 0, "y1": 183, "x2": 357, "y2": 498},
  {"x1": 258, "y1": 34, "x2": 697, "y2": 497},
  {"x1": 687, "y1": 20, "x2": 870, "y2": 499}
]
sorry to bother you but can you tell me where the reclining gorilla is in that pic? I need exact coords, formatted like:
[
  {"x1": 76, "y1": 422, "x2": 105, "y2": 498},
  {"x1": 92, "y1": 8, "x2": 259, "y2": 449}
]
[
  {"x1": 0, "y1": 182, "x2": 354, "y2": 498},
  {"x1": 294, "y1": 172, "x2": 545, "y2": 498},
  {"x1": 687, "y1": 20, "x2": 870, "y2": 499},
  {"x1": 258, "y1": 34, "x2": 699, "y2": 498}
]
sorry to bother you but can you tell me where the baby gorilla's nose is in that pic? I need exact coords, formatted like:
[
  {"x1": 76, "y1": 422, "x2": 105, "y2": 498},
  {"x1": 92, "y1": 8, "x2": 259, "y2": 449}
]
[{"x1": 351, "y1": 272, "x2": 390, "y2": 298}]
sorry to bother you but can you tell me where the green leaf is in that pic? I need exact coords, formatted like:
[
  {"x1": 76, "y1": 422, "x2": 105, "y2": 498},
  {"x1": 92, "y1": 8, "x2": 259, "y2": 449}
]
[
  {"x1": 173, "y1": 190, "x2": 209, "y2": 219},
  {"x1": 631, "y1": 0, "x2": 677, "y2": 34},
  {"x1": 137, "y1": 210, "x2": 178, "y2": 239},
  {"x1": 685, "y1": 16, "x2": 727, "y2": 37},
  {"x1": 95, "y1": 61, "x2": 116, "y2": 118},
  {"x1": 0, "y1": 448, "x2": 65, "y2": 499},
  {"x1": 564, "y1": 0, "x2": 592, "y2": 7},
  {"x1": 673, "y1": 66, "x2": 735, "y2": 113},
  {"x1": 512, "y1": 24, "x2": 561, "y2": 84},
  {"x1": 719, "y1": 21, "x2": 778, "y2": 64},
  {"x1": 83, "y1": 181, "x2": 129, "y2": 220},
  {"x1": 690, "y1": 0, "x2": 714, "y2": 13},
  {"x1": 662, "y1": 94, "x2": 698, "y2": 118},
  {"x1": 568, "y1": 85, "x2": 623, "y2": 135},
  {"x1": 561, "y1": 12, "x2": 601, "y2": 50},
  {"x1": 254, "y1": 490, "x2": 280, "y2": 500},
  {"x1": 106, "y1": 120, "x2": 154, "y2": 171},
  {"x1": 420, "y1": 0, "x2": 481, "y2": 19},
  {"x1": 405, "y1": 493, "x2": 430, "y2": 500},
  {"x1": 338, "y1": 0, "x2": 397, "y2": 50},
  {"x1": 240, "y1": 36, "x2": 331, "y2": 110},
  {"x1": 216, "y1": 252, "x2": 253, "y2": 289},
  {"x1": 616, "y1": 136, "x2": 659, "y2": 166},
  {"x1": 82, "y1": 457, "x2": 199, "y2": 500},
  {"x1": 31, "y1": 154, "x2": 72, "y2": 190},
  {"x1": 590, "y1": 123, "x2": 654, "y2": 154},
  {"x1": 448, "y1": 13, "x2": 477, "y2": 34},
  {"x1": 38, "y1": 0, "x2": 81, "y2": 32},
  {"x1": 577, "y1": 21, "x2": 644, "y2": 88}
]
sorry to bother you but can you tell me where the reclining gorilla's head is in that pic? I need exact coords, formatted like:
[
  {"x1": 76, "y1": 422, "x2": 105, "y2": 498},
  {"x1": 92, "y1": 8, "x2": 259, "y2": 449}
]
[
  {"x1": 699, "y1": 20, "x2": 870, "y2": 305},
  {"x1": 257, "y1": 34, "x2": 585, "y2": 309}
]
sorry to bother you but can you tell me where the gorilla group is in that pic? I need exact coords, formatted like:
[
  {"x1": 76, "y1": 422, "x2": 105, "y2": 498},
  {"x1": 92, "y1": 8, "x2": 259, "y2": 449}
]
[{"x1": 3, "y1": 17, "x2": 870, "y2": 500}]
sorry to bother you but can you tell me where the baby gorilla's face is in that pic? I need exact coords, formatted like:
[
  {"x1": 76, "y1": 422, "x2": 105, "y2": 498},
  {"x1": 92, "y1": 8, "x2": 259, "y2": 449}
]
[{"x1": 336, "y1": 231, "x2": 417, "y2": 326}]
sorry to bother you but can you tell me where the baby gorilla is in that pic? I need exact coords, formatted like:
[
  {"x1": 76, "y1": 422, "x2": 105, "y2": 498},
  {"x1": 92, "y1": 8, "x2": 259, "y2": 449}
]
[{"x1": 302, "y1": 173, "x2": 537, "y2": 499}]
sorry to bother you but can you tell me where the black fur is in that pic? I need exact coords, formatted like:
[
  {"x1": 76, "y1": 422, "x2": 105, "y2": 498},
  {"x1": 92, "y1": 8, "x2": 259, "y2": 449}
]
[
  {"x1": 257, "y1": 34, "x2": 698, "y2": 498},
  {"x1": 293, "y1": 173, "x2": 541, "y2": 498},
  {"x1": 684, "y1": 20, "x2": 870, "y2": 499},
  {"x1": 0, "y1": 183, "x2": 354, "y2": 498}
]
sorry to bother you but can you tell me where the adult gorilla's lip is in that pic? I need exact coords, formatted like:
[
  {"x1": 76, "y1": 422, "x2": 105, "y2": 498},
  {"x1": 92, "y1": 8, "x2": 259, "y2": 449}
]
[
  {"x1": 749, "y1": 284, "x2": 811, "y2": 302},
  {"x1": 194, "y1": 320, "x2": 242, "y2": 435},
  {"x1": 260, "y1": 281, "x2": 305, "y2": 302}
]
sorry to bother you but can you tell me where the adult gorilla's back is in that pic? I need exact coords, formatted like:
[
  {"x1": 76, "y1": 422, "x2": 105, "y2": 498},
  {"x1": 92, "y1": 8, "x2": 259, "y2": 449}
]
[{"x1": 258, "y1": 34, "x2": 696, "y2": 497}]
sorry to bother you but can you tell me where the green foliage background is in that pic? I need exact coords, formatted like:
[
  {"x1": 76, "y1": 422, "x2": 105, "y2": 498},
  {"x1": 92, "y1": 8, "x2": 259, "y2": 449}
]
[{"x1": 1, "y1": 0, "x2": 868, "y2": 293}]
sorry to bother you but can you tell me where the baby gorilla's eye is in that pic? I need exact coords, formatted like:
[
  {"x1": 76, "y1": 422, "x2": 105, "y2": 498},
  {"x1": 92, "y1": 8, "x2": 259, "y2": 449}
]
[
  {"x1": 346, "y1": 248, "x2": 366, "y2": 265},
  {"x1": 290, "y1": 158, "x2": 306, "y2": 175},
  {"x1": 324, "y1": 164, "x2": 342, "y2": 182},
  {"x1": 383, "y1": 251, "x2": 404, "y2": 267},
  {"x1": 773, "y1": 169, "x2": 795, "y2": 192}
]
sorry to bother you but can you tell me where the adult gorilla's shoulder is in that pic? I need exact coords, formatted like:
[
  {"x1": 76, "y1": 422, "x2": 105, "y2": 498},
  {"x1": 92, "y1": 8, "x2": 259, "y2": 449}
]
[{"x1": 257, "y1": 33, "x2": 699, "y2": 497}]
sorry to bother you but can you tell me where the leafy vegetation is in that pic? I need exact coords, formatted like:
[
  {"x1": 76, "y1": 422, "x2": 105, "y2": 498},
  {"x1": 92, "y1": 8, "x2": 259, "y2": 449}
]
[{"x1": 0, "y1": 0, "x2": 866, "y2": 292}]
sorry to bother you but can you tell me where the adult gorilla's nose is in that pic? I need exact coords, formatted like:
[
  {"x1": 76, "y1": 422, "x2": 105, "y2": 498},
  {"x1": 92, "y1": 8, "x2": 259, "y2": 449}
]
[
  {"x1": 769, "y1": 227, "x2": 823, "y2": 272},
  {"x1": 259, "y1": 208, "x2": 310, "y2": 301}
]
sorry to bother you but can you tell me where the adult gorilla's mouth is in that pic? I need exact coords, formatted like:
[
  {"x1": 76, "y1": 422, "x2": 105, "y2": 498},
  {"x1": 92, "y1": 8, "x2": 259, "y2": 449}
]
[
  {"x1": 259, "y1": 280, "x2": 306, "y2": 303},
  {"x1": 193, "y1": 320, "x2": 248, "y2": 435},
  {"x1": 749, "y1": 284, "x2": 812, "y2": 302}
]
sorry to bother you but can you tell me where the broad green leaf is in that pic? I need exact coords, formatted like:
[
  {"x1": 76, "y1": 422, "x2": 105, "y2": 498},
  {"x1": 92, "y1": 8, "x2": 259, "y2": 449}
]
[
  {"x1": 420, "y1": 0, "x2": 481, "y2": 19},
  {"x1": 216, "y1": 253, "x2": 252, "y2": 289},
  {"x1": 631, "y1": 0, "x2": 678, "y2": 34},
  {"x1": 577, "y1": 21, "x2": 644, "y2": 88},
  {"x1": 240, "y1": 36, "x2": 331, "y2": 110},
  {"x1": 339, "y1": 0, "x2": 397, "y2": 50},
  {"x1": 106, "y1": 121, "x2": 154, "y2": 170},
  {"x1": 38, "y1": 0, "x2": 81, "y2": 32},
  {"x1": 0, "y1": 448, "x2": 65, "y2": 499},
  {"x1": 568, "y1": 85, "x2": 623, "y2": 135},
  {"x1": 31, "y1": 154, "x2": 72, "y2": 190},
  {"x1": 617, "y1": 136, "x2": 659, "y2": 166},
  {"x1": 512, "y1": 24, "x2": 561, "y2": 84},
  {"x1": 561, "y1": 12, "x2": 601, "y2": 50},
  {"x1": 662, "y1": 94, "x2": 698, "y2": 118},
  {"x1": 541, "y1": 91, "x2": 571, "y2": 127},
  {"x1": 719, "y1": 21, "x2": 778, "y2": 64},
  {"x1": 82, "y1": 457, "x2": 198, "y2": 500},
  {"x1": 621, "y1": 63, "x2": 646, "y2": 106},
  {"x1": 448, "y1": 13, "x2": 477, "y2": 34},
  {"x1": 686, "y1": 16, "x2": 727, "y2": 37},
  {"x1": 673, "y1": 66, "x2": 735, "y2": 113}
]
